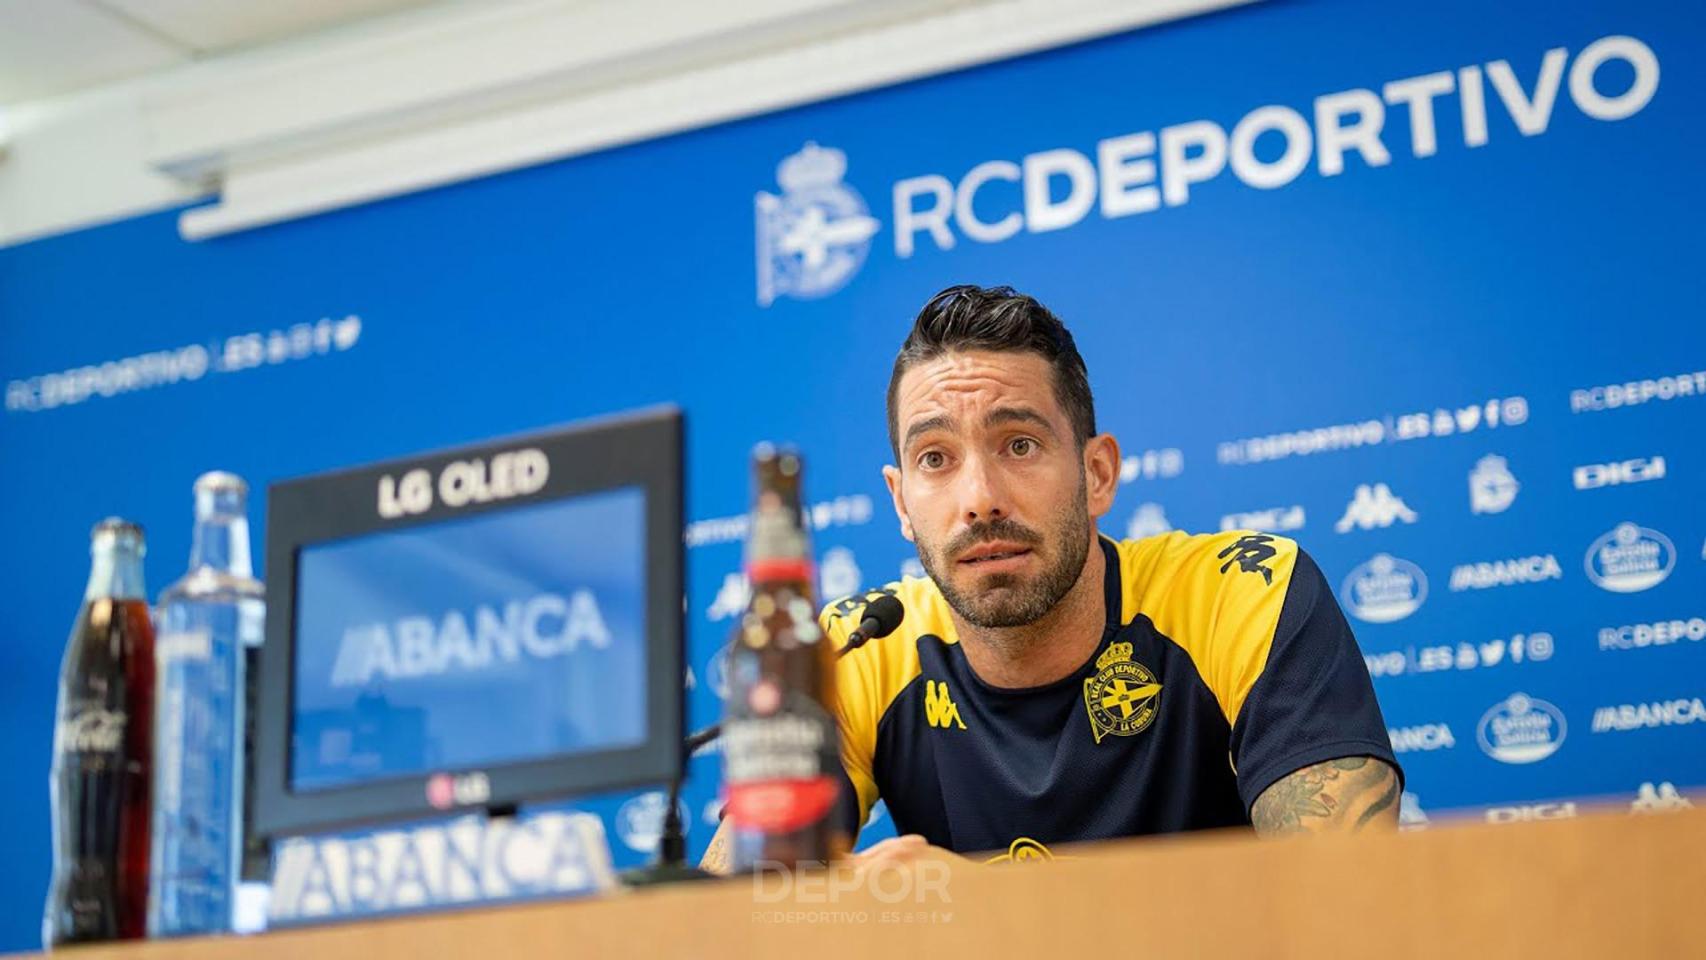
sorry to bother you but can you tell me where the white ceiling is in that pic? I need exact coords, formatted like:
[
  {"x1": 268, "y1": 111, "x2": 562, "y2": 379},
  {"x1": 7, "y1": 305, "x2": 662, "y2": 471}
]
[{"x1": 0, "y1": 0, "x2": 441, "y2": 103}]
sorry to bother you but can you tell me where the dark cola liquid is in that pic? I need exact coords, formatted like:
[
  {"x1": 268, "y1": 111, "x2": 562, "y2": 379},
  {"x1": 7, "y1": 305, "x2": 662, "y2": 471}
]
[{"x1": 45, "y1": 598, "x2": 155, "y2": 945}]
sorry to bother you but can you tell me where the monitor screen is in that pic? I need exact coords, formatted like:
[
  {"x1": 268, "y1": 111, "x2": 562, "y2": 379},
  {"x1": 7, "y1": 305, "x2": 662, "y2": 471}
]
[{"x1": 289, "y1": 485, "x2": 649, "y2": 792}]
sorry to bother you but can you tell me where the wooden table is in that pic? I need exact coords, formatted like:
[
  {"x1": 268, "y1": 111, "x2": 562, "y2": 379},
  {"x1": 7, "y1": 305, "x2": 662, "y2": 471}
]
[{"x1": 31, "y1": 805, "x2": 1706, "y2": 958}]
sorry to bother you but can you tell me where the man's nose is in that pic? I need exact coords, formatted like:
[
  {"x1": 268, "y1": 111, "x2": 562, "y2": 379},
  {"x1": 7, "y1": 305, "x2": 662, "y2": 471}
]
[{"x1": 958, "y1": 452, "x2": 1007, "y2": 523}]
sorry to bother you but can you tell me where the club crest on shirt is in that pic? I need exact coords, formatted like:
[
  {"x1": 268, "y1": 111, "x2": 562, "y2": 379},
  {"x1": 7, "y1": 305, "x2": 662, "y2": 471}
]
[
  {"x1": 1083, "y1": 642, "x2": 1162, "y2": 744},
  {"x1": 984, "y1": 837, "x2": 1056, "y2": 864}
]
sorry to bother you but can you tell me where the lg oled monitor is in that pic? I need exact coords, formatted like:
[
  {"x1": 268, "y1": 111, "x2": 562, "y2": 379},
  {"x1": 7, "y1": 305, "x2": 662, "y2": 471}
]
[{"x1": 253, "y1": 407, "x2": 682, "y2": 839}]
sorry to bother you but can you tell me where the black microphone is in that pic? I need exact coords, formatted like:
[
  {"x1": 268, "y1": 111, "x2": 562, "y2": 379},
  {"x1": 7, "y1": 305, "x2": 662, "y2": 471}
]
[
  {"x1": 676, "y1": 594, "x2": 906, "y2": 763},
  {"x1": 838, "y1": 593, "x2": 905, "y2": 657}
]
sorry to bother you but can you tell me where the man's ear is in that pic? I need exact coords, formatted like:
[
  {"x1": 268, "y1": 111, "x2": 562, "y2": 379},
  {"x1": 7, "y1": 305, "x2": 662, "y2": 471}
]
[
  {"x1": 1084, "y1": 433, "x2": 1121, "y2": 521},
  {"x1": 882, "y1": 464, "x2": 915, "y2": 542}
]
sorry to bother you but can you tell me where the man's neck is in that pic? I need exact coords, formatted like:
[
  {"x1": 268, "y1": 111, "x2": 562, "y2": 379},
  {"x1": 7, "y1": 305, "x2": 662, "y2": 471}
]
[{"x1": 952, "y1": 537, "x2": 1106, "y2": 689}]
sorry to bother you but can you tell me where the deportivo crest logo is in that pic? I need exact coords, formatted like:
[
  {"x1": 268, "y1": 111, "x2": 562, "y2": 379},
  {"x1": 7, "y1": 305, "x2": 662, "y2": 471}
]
[
  {"x1": 1218, "y1": 533, "x2": 1277, "y2": 585},
  {"x1": 755, "y1": 142, "x2": 880, "y2": 307},
  {"x1": 984, "y1": 837, "x2": 1057, "y2": 864},
  {"x1": 1083, "y1": 642, "x2": 1161, "y2": 744}
]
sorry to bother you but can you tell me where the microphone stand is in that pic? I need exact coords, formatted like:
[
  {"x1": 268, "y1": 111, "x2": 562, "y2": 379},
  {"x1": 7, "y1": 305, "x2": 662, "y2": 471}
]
[{"x1": 619, "y1": 724, "x2": 723, "y2": 887}]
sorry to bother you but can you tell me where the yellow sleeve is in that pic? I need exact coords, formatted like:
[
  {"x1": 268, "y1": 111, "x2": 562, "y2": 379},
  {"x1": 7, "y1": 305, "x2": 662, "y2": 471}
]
[
  {"x1": 1120, "y1": 531, "x2": 1299, "y2": 728},
  {"x1": 820, "y1": 592, "x2": 885, "y2": 828}
]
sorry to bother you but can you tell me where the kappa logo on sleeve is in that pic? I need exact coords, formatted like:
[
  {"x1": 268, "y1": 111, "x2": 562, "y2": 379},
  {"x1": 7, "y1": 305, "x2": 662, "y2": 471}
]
[{"x1": 1217, "y1": 533, "x2": 1278, "y2": 586}]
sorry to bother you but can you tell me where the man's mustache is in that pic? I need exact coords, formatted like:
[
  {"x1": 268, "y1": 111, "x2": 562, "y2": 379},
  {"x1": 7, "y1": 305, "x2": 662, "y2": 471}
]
[{"x1": 946, "y1": 518, "x2": 1043, "y2": 558}]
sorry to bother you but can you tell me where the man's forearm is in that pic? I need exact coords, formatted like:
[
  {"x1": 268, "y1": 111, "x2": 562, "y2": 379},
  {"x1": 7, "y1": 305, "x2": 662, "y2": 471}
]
[
  {"x1": 1250, "y1": 756, "x2": 1400, "y2": 837},
  {"x1": 700, "y1": 821, "x2": 734, "y2": 875}
]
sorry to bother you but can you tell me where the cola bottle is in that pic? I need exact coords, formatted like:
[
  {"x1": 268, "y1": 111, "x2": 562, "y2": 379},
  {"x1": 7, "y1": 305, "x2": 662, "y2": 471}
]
[
  {"x1": 721, "y1": 446, "x2": 848, "y2": 870},
  {"x1": 45, "y1": 519, "x2": 156, "y2": 946}
]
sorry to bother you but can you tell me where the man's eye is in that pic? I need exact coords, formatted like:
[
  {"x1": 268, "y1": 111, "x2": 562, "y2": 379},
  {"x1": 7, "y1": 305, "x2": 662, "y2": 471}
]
[
  {"x1": 1009, "y1": 437, "x2": 1037, "y2": 456},
  {"x1": 919, "y1": 451, "x2": 946, "y2": 470}
]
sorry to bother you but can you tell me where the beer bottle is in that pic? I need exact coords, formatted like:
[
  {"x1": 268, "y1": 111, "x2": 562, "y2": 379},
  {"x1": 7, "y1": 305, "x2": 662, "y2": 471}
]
[
  {"x1": 721, "y1": 446, "x2": 848, "y2": 870},
  {"x1": 45, "y1": 519, "x2": 156, "y2": 946}
]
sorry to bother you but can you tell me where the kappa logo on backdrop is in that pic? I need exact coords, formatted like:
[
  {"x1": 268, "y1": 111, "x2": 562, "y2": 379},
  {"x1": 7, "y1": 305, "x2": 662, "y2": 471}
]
[
  {"x1": 1631, "y1": 782, "x2": 1694, "y2": 814},
  {"x1": 755, "y1": 142, "x2": 880, "y2": 307},
  {"x1": 1335, "y1": 483, "x2": 1417, "y2": 532},
  {"x1": 706, "y1": 573, "x2": 751, "y2": 622}
]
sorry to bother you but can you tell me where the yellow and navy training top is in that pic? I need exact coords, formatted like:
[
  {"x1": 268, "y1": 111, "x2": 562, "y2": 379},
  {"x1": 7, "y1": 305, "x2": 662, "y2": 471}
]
[{"x1": 820, "y1": 531, "x2": 1399, "y2": 856}]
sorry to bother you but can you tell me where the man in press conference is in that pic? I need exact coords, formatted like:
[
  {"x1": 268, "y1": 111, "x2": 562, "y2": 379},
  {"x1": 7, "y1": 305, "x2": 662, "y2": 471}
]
[{"x1": 706, "y1": 284, "x2": 1401, "y2": 872}]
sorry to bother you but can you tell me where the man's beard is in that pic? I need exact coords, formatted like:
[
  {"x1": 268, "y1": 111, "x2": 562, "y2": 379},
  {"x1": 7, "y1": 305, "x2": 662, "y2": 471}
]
[{"x1": 915, "y1": 474, "x2": 1092, "y2": 630}]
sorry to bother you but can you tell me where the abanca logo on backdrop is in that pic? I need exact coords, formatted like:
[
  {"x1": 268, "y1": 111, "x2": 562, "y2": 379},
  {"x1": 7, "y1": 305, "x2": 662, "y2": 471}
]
[{"x1": 755, "y1": 34, "x2": 1659, "y2": 306}]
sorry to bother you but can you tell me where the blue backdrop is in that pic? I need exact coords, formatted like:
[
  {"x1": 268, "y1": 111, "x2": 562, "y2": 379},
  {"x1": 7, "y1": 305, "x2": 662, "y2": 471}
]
[{"x1": 3, "y1": 0, "x2": 1704, "y2": 946}]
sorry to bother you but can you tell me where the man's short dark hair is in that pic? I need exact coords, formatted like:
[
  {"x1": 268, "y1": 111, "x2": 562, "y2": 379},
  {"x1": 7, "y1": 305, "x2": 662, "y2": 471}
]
[{"x1": 886, "y1": 284, "x2": 1097, "y2": 459}]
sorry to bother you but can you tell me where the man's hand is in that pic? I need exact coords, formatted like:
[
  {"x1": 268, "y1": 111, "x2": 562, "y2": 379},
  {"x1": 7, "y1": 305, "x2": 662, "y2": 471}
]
[
  {"x1": 699, "y1": 819, "x2": 734, "y2": 875},
  {"x1": 847, "y1": 834, "x2": 964, "y2": 876},
  {"x1": 1250, "y1": 755, "x2": 1400, "y2": 837},
  {"x1": 700, "y1": 824, "x2": 964, "y2": 876}
]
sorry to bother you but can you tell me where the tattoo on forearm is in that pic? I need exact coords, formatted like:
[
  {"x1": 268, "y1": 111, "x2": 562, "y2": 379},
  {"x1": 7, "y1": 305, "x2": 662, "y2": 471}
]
[{"x1": 1250, "y1": 756, "x2": 1400, "y2": 837}]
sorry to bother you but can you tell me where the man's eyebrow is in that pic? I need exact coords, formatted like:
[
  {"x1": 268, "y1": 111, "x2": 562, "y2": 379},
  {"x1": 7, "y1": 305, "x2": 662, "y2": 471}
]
[
  {"x1": 902, "y1": 414, "x2": 955, "y2": 451},
  {"x1": 984, "y1": 407, "x2": 1057, "y2": 436}
]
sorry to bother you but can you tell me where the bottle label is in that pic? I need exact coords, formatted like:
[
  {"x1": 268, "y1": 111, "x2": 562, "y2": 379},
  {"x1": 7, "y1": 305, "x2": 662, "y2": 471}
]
[
  {"x1": 722, "y1": 710, "x2": 839, "y2": 832},
  {"x1": 56, "y1": 709, "x2": 126, "y2": 754},
  {"x1": 157, "y1": 630, "x2": 212, "y2": 662}
]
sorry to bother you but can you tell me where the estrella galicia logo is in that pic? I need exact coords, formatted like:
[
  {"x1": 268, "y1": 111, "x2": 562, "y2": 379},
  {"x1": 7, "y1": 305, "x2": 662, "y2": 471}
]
[
  {"x1": 755, "y1": 142, "x2": 880, "y2": 307},
  {"x1": 1477, "y1": 693, "x2": 1566, "y2": 764},
  {"x1": 1585, "y1": 522, "x2": 1675, "y2": 593},
  {"x1": 1217, "y1": 533, "x2": 1277, "y2": 586},
  {"x1": 1340, "y1": 554, "x2": 1427, "y2": 624}
]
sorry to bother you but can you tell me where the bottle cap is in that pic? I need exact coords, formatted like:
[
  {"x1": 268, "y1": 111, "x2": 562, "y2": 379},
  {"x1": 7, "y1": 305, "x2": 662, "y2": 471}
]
[
  {"x1": 194, "y1": 471, "x2": 248, "y2": 496},
  {"x1": 90, "y1": 517, "x2": 146, "y2": 553},
  {"x1": 91, "y1": 516, "x2": 143, "y2": 539}
]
